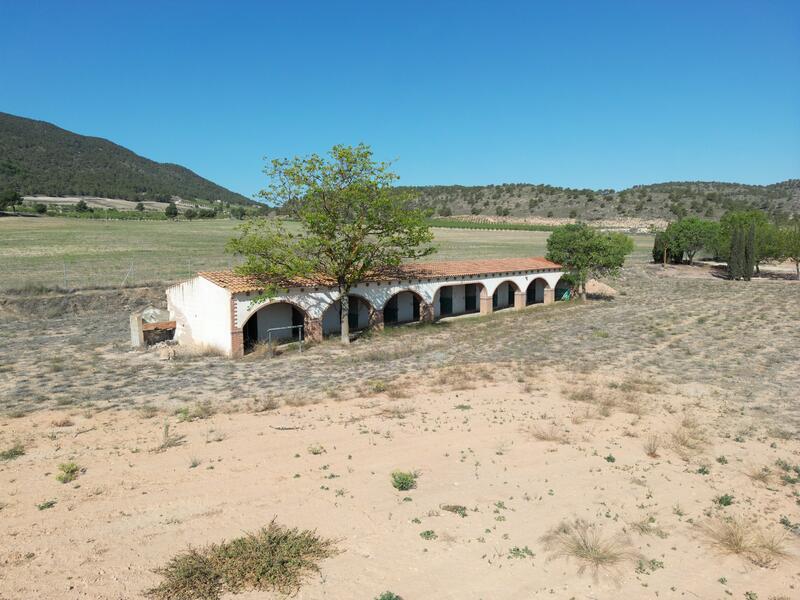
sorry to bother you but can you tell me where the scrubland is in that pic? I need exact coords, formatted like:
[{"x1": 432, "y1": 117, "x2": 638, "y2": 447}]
[{"x1": 1, "y1": 228, "x2": 799, "y2": 598}]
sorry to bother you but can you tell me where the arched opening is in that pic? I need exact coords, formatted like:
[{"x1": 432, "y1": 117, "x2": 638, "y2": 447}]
[
  {"x1": 433, "y1": 282, "x2": 485, "y2": 319},
  {"x1": 384, "y1": 290, "x2": 424, "y2": 326},
  {"x1": 525, "y1": 278, "x2": 550, "y2": 305},
  {"x1": 242, "y1": 302, "x2": 307, "y2": 352},
  {"x1": 492, "y1": 280, "x2": 521, "y2": 311},
  {"x1": 321, "y1": 295, "x2": 375, "y2": 336}
]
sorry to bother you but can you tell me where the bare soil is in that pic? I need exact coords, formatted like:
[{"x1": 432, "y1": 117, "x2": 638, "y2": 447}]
[{"x1": 1, "y1": 265, "x2": 798, "y2": 599}]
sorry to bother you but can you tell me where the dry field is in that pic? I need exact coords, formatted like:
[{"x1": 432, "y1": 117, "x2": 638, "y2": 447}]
[{"x1": 1, "y1": 232, "x2": 799, "y2": 598}]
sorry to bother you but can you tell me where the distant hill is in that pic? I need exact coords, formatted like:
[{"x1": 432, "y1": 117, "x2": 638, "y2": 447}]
[
  {"x1": 400, "y1": 180, "x2": 800, "y2": 221},
  {"x1": 0, "y1": 112, "x2": 254, "y2": 205}
]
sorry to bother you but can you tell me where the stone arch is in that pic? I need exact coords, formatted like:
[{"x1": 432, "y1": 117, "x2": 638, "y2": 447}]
[
  {"x1": 490, "y1": 279, "x2": 522, "y2": 311},
  {"x1": 240, "y1": 300, "x2": 311, "y2": 353},
  {"x1": 321, "y1": 293, "x2": 378, "y2": 336},
  {"x1": 383, "y1": 289, "x2": 431, "y2": 326},
  {"x1": 525, "y1": 277, "x2": 553, "y2": 305},
  {"x1": 433, "y1": 281, "x2": 488, "y2": 319}
]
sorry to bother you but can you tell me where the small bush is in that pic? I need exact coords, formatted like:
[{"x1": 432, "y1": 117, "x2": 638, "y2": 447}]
[
  {"x1": 56, "y1": 462, "x2": 81, "y2": 484},
  {"x1": 714, "y1": 494, "x2": 734, "y2": 507},
  {"x1": 540, "y1": 519, "x2": 639, "y2": 575},
  {"x1": 375, "y1": 592, "x2": 403, "y2": 600},
  {"x1": 391, "y1": 471, "x2": 417, "y2": 491},
  {"x1": 146, "y1": 520, "x2": 338, "y2": 600},
  {"x1": 643, "y1": 435, "x2": 660, "y2": 458},
  {"x1": 0, "y1": 442, "x2": 24, "y2": 461},
  {"x1": 700, "y1": 517, "x2": 790, "y2": 568},
  {"x1": 440, "y1": 504, "x2": 468, "y2": 518},
  {"x1": 419, "y1": 530, "x2": 437, "y2": 540},
  {"x1": 36, "y1": 499, "x2": 56, "y2": 510}
]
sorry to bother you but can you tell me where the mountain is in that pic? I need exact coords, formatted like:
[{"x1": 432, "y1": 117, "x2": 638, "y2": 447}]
[
  {"x1": 401, "y1": 180, "x2": 800, "y2": 221},
  {"x1": 0, "y1": 112, "x2": 254, "y2": 205}
]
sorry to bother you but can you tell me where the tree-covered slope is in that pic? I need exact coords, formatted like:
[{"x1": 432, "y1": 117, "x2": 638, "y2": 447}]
[
  {"x1": 400, "y1": 180, "x2": 800, "y2": 221},
  {"x1": 0, "y1": 112, "x2": 253, "y2": 205}
]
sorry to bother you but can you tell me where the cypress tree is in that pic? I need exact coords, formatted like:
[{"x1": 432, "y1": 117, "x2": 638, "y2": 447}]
[{"x1": 743, "y1": 221, "x2": 756, "y2": 281}]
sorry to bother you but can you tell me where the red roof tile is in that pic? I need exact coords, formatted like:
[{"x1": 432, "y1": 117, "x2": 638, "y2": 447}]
[{"x1": 199, "y1": 257, "x2": 561, "y2": 293}]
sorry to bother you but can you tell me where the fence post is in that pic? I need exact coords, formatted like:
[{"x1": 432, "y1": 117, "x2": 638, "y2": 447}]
[{"x1": 63, "y1": 261, "x2": 68, "y2": 289}]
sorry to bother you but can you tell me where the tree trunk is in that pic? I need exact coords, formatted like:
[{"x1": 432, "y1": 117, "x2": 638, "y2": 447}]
[
  {"x1": 795, "y1": 260, "x2": 799, "y2": 281},
  {"x1": 580, "y1": 280, "x2": 587, "y2": 301},
  {"x1": 662, "y1": 247, "x2": 667, "y2": 267},
  {"x1": 339, "y1": 290, "x2": 350, "y2": 345}
]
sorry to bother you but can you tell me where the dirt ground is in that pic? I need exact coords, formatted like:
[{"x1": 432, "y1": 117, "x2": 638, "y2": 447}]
[{"x1": 1, "y1": 264, "x2": 799, "y2": 599}]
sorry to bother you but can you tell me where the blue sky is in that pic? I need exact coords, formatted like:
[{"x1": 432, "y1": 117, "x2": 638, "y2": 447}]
[{"x1": 2, "y1": 1, "x2": 798, "y2": 197}]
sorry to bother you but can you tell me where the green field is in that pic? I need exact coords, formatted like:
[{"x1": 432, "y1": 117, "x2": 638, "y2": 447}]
[{"x1": 0, "y1": 217, "x2": 654, "y2": 290}]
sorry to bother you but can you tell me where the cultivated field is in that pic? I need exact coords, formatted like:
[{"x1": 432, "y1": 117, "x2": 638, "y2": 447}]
[
  {"x1": 0, "y1": 219, "x2": 798, "y2": 599},
  {"x1": 0, "y1": 217, "x2": 654, "y2": 291}
]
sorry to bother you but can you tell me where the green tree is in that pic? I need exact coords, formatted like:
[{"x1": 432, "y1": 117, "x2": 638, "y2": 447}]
[
  {"x1": 545, "y1": 223, "x2": 634, "y2": 300},
  {"x1": 718, "y1": 210, "x2": 779, "y2": 273},
  {"x1": 164, "y1": 202, "x2": 178, "y2": 218},
  {"x1": 229, "y1": 206, "x2": 246, "y2": 220},
  {"x1": 227, "y1": 144, "x2": 435, "y2": 344},
  {"x1": 33, "y1": 202, "x2": 47, "y2": 214},
  {"x1": 75, "y1": 199, "x2": 89, "y2": 212},
  {"x1": 1, "y1": 190, "x2": 22, "y2": 212},
  {"x1": 669, "y1": 217, "x2": 719, "y2": 265},
  {"x1": 184, "y1": 208, "x2": 197, "y2": 220},
  {"x1": 781, "y1": 222, "x2": 800, "y2": 280},
  {"x1": 135, "y1": 201, "x2": 145, "y2": 211}
]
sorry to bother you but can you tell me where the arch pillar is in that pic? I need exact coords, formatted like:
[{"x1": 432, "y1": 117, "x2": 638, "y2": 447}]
[
  {"x1": 514, "y1": 291, "x2": 526, "y2": 310},
  {"x1": 305, "y1": 316, "x2": 323, "y2": 343},
  {"x1": 543, "y1": 288, "x2": 555, "y2": 305},
  {"x1": 479, "y1": 289, "x2": 493, "y2": 315},
  {"x1": 369, "y1": 309, "x2": 384, "y2": 331},
  {"x1": 420, "y1": 301, "x2": 435, "y2": 323}
]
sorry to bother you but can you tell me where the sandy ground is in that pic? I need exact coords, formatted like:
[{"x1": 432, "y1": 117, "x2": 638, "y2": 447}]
[{"x1": 1, "y1": 366, "x2": 798, "y2": 600}]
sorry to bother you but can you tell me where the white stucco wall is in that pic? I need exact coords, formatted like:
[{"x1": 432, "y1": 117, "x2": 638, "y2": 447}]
[
  {"x1": 320, "y1": 298, "x2": 370, "y2": 335},
  {"x1": 395, "y1": 291, "x2": 414, "y2": 322},
  {"x1": 167, "y1": 276, "x2": 232, "y2": 354}
]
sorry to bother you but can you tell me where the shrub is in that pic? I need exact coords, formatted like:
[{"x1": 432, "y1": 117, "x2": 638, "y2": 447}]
[
  {"x1": 146, "y1": 520, "x2": 338, "y2": 600},
  {"x1": 0, "y1": 442, "x2": 24, "y2": 461},
  {"x1": 419, "y1": 530, "x2": 437, "y2": 540},
  {"x1": 391, "y1": 471, "x2": 417, "y2": 491},
  {"x1": 540, "y1": 519, "x2": 639, "y2": 575},
  {"x1": 56, "y1": 462, "x2": 81, "y2": 483}
]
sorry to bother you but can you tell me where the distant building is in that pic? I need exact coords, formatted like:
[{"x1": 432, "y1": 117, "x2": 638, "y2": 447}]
[{"x1": 166, "y1": 257, "x2": 564, "y2": 357}]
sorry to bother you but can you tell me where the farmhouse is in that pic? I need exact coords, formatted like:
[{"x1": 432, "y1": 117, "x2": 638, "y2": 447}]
[{"x1": 166, "y1": 257, "x2": 564, "y2": 357}]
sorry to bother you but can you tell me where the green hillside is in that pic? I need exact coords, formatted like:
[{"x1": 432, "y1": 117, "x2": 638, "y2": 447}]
[
  {"x1": 0, "y1": 112, "x2": 253, "y2": 205},
  {"x1": 401, "y1": 180, "x2": 800, "y2": 221}
]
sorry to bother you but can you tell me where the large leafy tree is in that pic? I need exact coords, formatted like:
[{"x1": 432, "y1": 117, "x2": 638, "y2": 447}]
[
  {"x1": 670, "y1": 217, "x2": 719, "y2": 265},
  {"x1": 546, "y1": 223, "x2": 633, "y2": 300},
  {"x1": 782, "y1": 222, "x2": 800, "y2": 280},
  {"x1": 227, "y1": 144, "x2": 435, "y2": 344}
]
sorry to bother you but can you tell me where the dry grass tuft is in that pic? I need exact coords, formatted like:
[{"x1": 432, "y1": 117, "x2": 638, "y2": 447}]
[
  {"x1": 51, "y1": 417, "x2": 74, "y2": 428},
  {"x1": 643, "y1": 434, "x2": 660, "y2": 458},
  {"x1": 699, "y1": 516, "x2": 791, "y2": 568},
  {"x1": 524, "y1": 423, "x2": 570, "y2": 444},
  {"x1": 744, "y1": 466, "x2": 772, "y2": 485},
  {"x1": 145, "y1": 520, "x2": 338, "y2": 600},
  {"x1": 540, "y1": 519, "x2": 640, "y2": 576},
  {"x1": 670, "y1": 420, "x2": 707, "y2": 459}
]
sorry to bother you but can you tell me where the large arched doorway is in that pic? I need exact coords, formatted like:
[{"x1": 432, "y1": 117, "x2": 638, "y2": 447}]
[
  {"x1": 525, "y1": 277, "x2": 550, "y2": 305},
  {"x1": 321, "y1": 295, "x2": 375, "y2": 336},
  {"x1": 492, "y1": 280, "x2": 521, "y2": 311},
  {"x1": 384, "y1": 290, "x2": 424, "y2": 326},
  {"x1": 433, "y1": 283, "x2": 485, "y2": 319},
  {"x1": 242, "y1": 302, "x2": 307, "y2": 352}
]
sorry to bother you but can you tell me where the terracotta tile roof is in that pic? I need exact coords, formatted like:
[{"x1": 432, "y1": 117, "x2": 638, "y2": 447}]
[{"x1": 199, "y1": 257, "x2": 561, "y2": 294}]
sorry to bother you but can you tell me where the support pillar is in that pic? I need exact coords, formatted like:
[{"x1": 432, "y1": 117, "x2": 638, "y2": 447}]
[
  {"x1": 420, "y1": 301, "x2": 435, "y2": 323},
  {"x1": 130, "y1": 312, "x2": 145, "y2": 348},
  {"x1": 304, "y1": 317, "x2": 323, "y2": 343},
  {"x1": 514, "y1": 291, "x2": 526, "y2": 310},
  {"x1": 479, "y1": 291, "x2": 493, "y2": 315},
  {"x1": 231, "y1": 330, "x2": 244, "y2": 358},
  {"x1": 369, "y1": 309, "x2": 384, "y2": 332},
  {"x1": 543, "y1": 288, "x2": 555, "y2": 305}
]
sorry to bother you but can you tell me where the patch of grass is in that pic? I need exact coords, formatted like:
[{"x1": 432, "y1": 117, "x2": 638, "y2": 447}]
[
  {"x1": 453, "y1": 404, "x2": 472, "y2": 411},
  {"x1": 714, "y1": 494, "x2": 734, "y2": 507},
  {"x1": 540, "y1": 519, "x2": 639, "y2": 575},
  {"x1": 419, "y1": 530, "x2": 437, "y2": 540},
  {"x1": 176, "y1": 401, "x2": 216, "y2": 422},
  {"x1": 56, "y1": 461, "x2": 81, "y2": 483},
  {"x1": 700, "y1": 517, "x2": 790, "y2": 568},
  {"x1": 630, "y1": 516, "x2": 668, "y2": 539},
  {"x1": 391, "y1": 470, "x2": 418, "y2": 491},
  {"x1": 146, "y1": 520, "x2": 338, "y2": 600},
  {"x1": 36, "y1": 499, "x2": 57, "y2": 510},
  {"x1": 440, "y1": 504, "x2": 468, "y2": 518},
  {"x1": 0, "y1": 442, "x2": 25, "y2": 461},
  {"x1": 508, "y1": 545, "x2": 535, "y2": 559},
  {"x1": 153, "y1": 422, "x2": 186, "y2": 453},
  {"x1": 375, "y1": 593, "x2": 403, "y2": 600},
  {"x1": 51, "y1": 417, "x2": 74, "y2": 428},
  {"x1": 745, "y1": 466, "x2": 772, "y2": 484}
]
